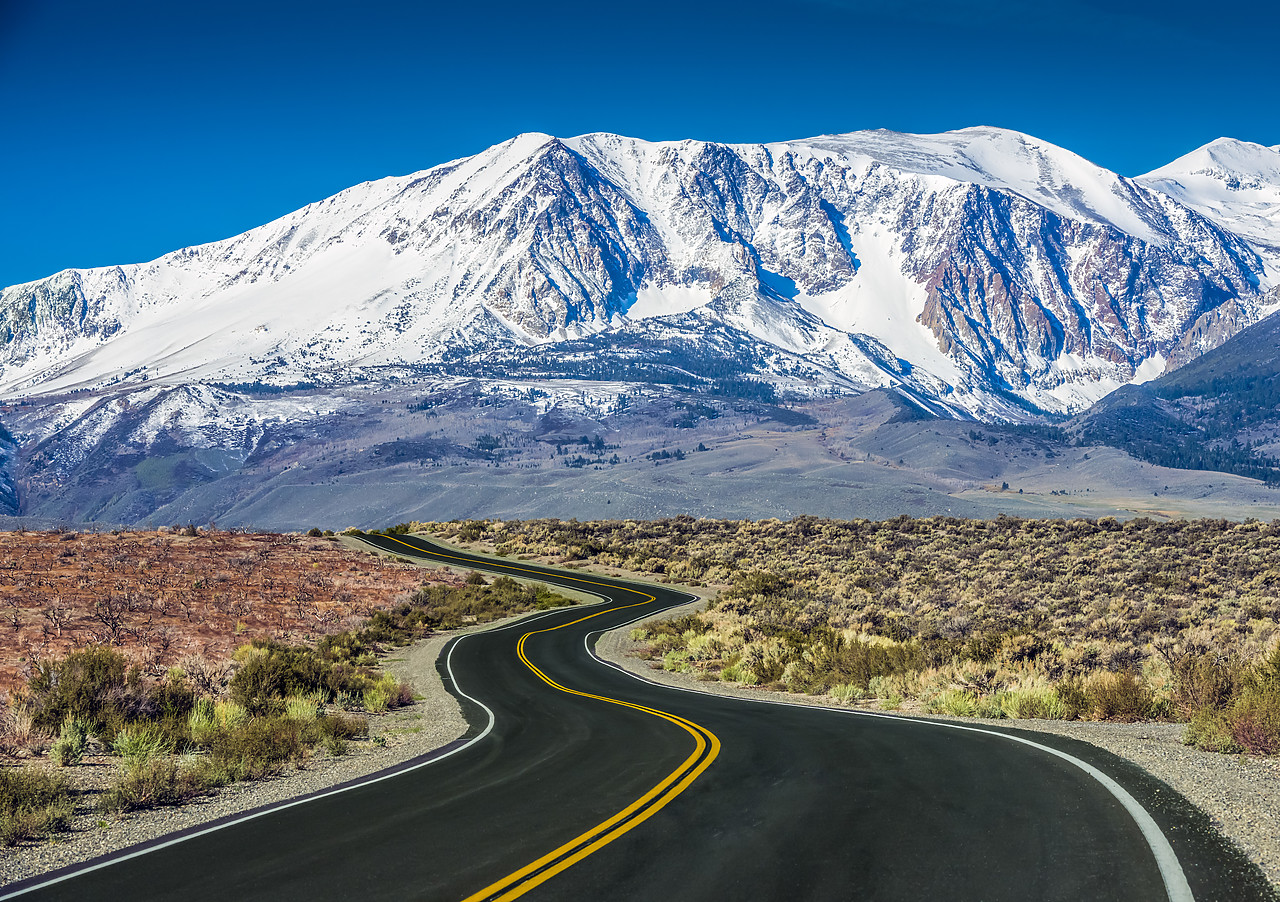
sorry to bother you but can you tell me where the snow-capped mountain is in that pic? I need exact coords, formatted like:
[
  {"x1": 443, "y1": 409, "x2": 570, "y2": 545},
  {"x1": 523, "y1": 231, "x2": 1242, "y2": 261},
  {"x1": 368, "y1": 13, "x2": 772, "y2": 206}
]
[
  {"x1": 1138, "y1": 138, "x2": 1280, "y2": 258},
  {"x1": 1, "y1": 127, "x2": 1277, "y2": 418}
]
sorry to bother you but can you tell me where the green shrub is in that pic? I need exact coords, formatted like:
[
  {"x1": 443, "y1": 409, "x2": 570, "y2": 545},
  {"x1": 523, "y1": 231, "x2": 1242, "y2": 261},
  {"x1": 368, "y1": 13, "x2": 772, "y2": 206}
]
[
  {"x1": 229, "y1": 643, "x2": 327, "y2": 715},
  {"x1": 99, "y1": 757, "x2": 181, "y2": 812},
  {"x1": 112, "y1": 725, "x2": 173, "y2": 766},
  {"x1": 150, "y1": 669, "x2": 196, "y2": 721},
  {"x1": 829, "y1": 683, "x2": 866, "y2": 704},
  {"x1": 998, "y1": 686, "x2": 1070, "y2": 720},
  {"x1": 206, "y1": 716, "x2": 308, "y2": 781},
  {"x1": 922, "y1": 690, "x2": 1005, "y2": 718},
  {"x1": 188, "y1": 698, "x2": 216, "y2": 746},
  {"x1": 188, "y1": 699, "x2": 250, "y2": 748},
  {"x1": 924, "y1": 690, "x2": 981, "y2": 717},
  {"x1": 363, "y1": 686, "x2": 390, "y2": 713},
  {"x1": 285, "y1": 693, "x2": 324, "y2": 722},
  {"x1": 50, "y1": 717, "x2": 90, "y2": 767},
  {"x1": 1184, "y1": 709, "x2": 1241, "y2": 753},
  {"x1": 20, "y1": 647, "x2": 150, "y2": 735},
  {"x1": 0, "y1": 769, "x2": 75, "y2": 846},
  {"x1": 662, "y1": 649, "x2": 692, "y2": 673}
]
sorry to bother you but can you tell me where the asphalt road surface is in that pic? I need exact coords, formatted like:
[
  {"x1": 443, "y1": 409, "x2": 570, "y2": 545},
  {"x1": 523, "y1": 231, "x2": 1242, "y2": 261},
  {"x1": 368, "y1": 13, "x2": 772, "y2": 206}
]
[{"x1": 7, "y1": 534, "x2": 1274, "y2": 901}]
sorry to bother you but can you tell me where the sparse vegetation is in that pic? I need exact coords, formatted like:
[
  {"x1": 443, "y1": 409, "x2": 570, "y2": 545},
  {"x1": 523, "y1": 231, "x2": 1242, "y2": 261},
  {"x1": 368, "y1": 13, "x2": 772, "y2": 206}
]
[
  {"x1": 425, "y1": 515, "x2": 1280, "y2": 754},
  {"x1": 0, "y1": 769, "x2": 74, "y2": 846},
  {"x1": 0, "y1": 544, "x2": 577, "y2": 842},
  {"x1": 0, "y1": 529, "x2": 439, "y2": 696}
]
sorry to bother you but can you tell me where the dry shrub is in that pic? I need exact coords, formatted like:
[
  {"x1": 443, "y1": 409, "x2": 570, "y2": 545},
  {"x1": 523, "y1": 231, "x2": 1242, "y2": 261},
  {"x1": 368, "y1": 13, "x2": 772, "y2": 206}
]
[
  {"x1": 1170, "y1": 651, "x2": 1242, "y2": 719},
  {"x1": 0, "y1": 768, "x2": 74, "y2": 845},
  {"x1": 1082, "y1": 670, "x2": 1158, "y2": 722},
  {"x1": 1227, "y1": 689, "x2": 1280, "y2": 755}
]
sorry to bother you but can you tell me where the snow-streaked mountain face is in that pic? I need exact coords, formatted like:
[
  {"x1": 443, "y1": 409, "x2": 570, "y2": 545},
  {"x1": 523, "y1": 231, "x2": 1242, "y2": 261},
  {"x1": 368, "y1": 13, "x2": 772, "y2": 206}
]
[{"x1": 1, "y1": 127, "x2": 1277, "y2": 418}]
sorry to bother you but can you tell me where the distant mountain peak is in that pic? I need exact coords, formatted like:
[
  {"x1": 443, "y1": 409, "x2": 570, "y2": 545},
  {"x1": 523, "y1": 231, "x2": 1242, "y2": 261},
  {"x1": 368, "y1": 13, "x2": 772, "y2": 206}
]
[{"x1": 1138, "y1": 137, "x2": 1280, "y2": 255}]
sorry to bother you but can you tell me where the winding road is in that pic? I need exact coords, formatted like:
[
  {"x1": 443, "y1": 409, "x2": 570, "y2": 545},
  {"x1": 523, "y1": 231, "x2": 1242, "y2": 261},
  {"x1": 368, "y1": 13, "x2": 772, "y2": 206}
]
[{"x1": 5, "y1": 534, "x2": 1273, "y2": 901}]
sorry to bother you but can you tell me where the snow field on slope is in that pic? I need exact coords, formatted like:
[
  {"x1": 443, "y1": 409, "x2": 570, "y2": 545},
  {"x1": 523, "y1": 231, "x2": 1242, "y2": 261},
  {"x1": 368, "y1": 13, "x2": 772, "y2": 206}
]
[{"x1": 795, "y1": 226, "x2": 962, "y2": 385}]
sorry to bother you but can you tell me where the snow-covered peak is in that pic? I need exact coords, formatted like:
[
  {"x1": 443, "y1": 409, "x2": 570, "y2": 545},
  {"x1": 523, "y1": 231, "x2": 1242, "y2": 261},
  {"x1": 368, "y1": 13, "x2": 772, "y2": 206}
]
[
  {"x1": 792, "y1": 126, "x2": 1166, "y2": 241},
  {"x1": 1138, "y1": 137, "x2": 1280, "y2": 249},
  {"x1": 1143, "y1": 137, "x2": 1280, "y2": 184}
]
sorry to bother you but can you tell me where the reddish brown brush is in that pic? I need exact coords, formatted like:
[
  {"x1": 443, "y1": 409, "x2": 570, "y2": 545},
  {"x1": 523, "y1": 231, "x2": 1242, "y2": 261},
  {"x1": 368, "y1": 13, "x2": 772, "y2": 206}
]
[{"x1": 0, "y1": 530, "x2": 459, "y2": 695}]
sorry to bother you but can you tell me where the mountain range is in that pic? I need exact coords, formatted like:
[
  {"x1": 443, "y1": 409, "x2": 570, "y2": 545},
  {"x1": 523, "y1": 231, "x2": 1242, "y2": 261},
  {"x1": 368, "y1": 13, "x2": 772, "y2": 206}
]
[
  {"x1": 1, "y1": 126, "x2": 1279, "y2": 525},
  {"x1": 4, "y1": 127, "x2": 1278, "y2": 416}
]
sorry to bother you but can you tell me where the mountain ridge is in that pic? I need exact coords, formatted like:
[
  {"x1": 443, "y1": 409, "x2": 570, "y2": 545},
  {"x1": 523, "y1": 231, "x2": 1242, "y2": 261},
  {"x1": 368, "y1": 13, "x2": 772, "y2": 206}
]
[{"x1": 1, "y1": 126, "x2": 1276, "y2": 422}]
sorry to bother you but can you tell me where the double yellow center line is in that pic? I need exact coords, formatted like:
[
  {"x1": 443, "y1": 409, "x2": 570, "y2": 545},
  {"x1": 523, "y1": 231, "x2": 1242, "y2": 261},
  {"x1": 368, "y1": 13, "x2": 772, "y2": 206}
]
[{"x1": 369, "y1": 535, "x2": 722, "y2": 901}]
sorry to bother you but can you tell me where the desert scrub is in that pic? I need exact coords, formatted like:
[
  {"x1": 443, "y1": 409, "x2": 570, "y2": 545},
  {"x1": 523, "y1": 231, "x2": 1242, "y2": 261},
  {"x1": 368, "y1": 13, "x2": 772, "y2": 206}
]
[
  {"x1": 829, "y1": 683, "x2": 866, "y2": 704},
  {"x1": 112, "y1": 725, "x2": 174, "y2": 766},
  {"x1": 1180, "y1": 641, "x2": 1280, "y2": 754},
  {"x1": 98, "y1": 751, "x2": 235, "y2": 813},
  {"x1": 18, "y1": 647, "x2": 155, "y2": 739},
  {"x1": 50, "y1": 716, "x2": 91, "y2": 766},
  {"x1": 997, "y1": 684, "x2": 1071, "y2": 720},
  {"x1": 446, "y1": 515, "x2": 1280, "y2": 744},
  {"x1": 923, "y1": 690, "x2": 1003, "y2": 719},
  {"x1": 0, "y1": 768, "x2": 75, "y2": 846},
  {"x1": 439, "y1": 514, "x2": 1280, "y2": 669}
]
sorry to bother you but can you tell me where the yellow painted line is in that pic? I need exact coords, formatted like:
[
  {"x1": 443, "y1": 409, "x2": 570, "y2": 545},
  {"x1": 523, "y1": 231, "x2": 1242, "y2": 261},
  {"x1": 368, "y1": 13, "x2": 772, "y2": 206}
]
[{"x1": 369, "y1": 535, "x2": 722, "y2": 902}]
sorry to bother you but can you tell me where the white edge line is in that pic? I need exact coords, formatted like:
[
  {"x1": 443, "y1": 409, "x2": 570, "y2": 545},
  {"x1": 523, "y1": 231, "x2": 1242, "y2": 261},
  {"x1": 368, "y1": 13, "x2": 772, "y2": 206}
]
[
  {"x1": 0, "y1": 595, "x2": 612, "y2": 900},
  {"x1": 584, "y1": 597, "x2": 1195, "y2": 902}
]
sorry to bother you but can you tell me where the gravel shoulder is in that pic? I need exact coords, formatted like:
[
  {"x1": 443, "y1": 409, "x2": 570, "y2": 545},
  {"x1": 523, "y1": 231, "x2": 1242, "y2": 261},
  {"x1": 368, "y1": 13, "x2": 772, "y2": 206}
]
[{"x1": 593, "y1": 598, "x2": 1280, "y2": 894}]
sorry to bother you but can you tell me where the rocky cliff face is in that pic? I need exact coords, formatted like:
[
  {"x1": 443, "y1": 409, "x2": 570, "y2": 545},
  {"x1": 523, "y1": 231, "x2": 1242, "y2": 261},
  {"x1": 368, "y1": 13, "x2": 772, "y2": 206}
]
[
  {"x1": 0, "y1": 416, "x2": 17, "y2": 515},
  {"x1": 1, "y1": 128, "x2": 1276, "y2": 418}
]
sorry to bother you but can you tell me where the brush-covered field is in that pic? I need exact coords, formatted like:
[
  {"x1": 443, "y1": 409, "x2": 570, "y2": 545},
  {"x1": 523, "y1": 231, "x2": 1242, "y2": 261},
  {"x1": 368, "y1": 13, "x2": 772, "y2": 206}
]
[
  {"x1": 0, "y1": 528, "x2": 573, "y2": 848},
  {"x1": 423, "y1": 515, "x2": 1280, "y2": 756}
]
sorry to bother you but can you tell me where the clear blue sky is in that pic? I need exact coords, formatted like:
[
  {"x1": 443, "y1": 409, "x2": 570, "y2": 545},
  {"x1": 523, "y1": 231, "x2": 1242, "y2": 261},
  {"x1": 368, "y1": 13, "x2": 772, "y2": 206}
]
[{"x1": 1, "y1": 0, "x2": 1276, "y2": 288}]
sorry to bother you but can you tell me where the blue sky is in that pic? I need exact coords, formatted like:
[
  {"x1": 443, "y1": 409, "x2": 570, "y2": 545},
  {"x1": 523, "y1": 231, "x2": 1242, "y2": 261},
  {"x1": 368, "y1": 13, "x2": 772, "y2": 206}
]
[{"x1": 1, "y1": 0, "x2": 1276, "y2": 288}]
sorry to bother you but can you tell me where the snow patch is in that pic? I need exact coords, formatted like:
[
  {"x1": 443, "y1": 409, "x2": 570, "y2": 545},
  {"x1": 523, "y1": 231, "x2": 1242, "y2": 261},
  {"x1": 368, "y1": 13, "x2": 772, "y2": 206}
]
[
  {"x1": 1131, "y1": 353, "x2": 1168, "y2": 385},
  {"x1": 624, "y1": 284, "x2": 714, "y2": 320},
  {"x1": 795, "y1": 227, "x2": 961, "y2": 385}
]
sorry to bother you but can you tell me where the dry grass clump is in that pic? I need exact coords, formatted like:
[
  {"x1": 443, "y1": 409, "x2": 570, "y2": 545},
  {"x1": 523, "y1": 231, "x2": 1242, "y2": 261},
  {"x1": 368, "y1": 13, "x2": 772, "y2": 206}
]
[{"x1": 426, "y1": 515, "x2": 1280, "y2": 754}]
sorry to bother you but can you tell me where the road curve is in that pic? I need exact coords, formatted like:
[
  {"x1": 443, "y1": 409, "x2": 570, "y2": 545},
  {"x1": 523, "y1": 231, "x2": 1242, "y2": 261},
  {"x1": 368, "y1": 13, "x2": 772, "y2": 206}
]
[{"x1": 6, "y1": 535, "x2": 1273, "y2": 901}]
